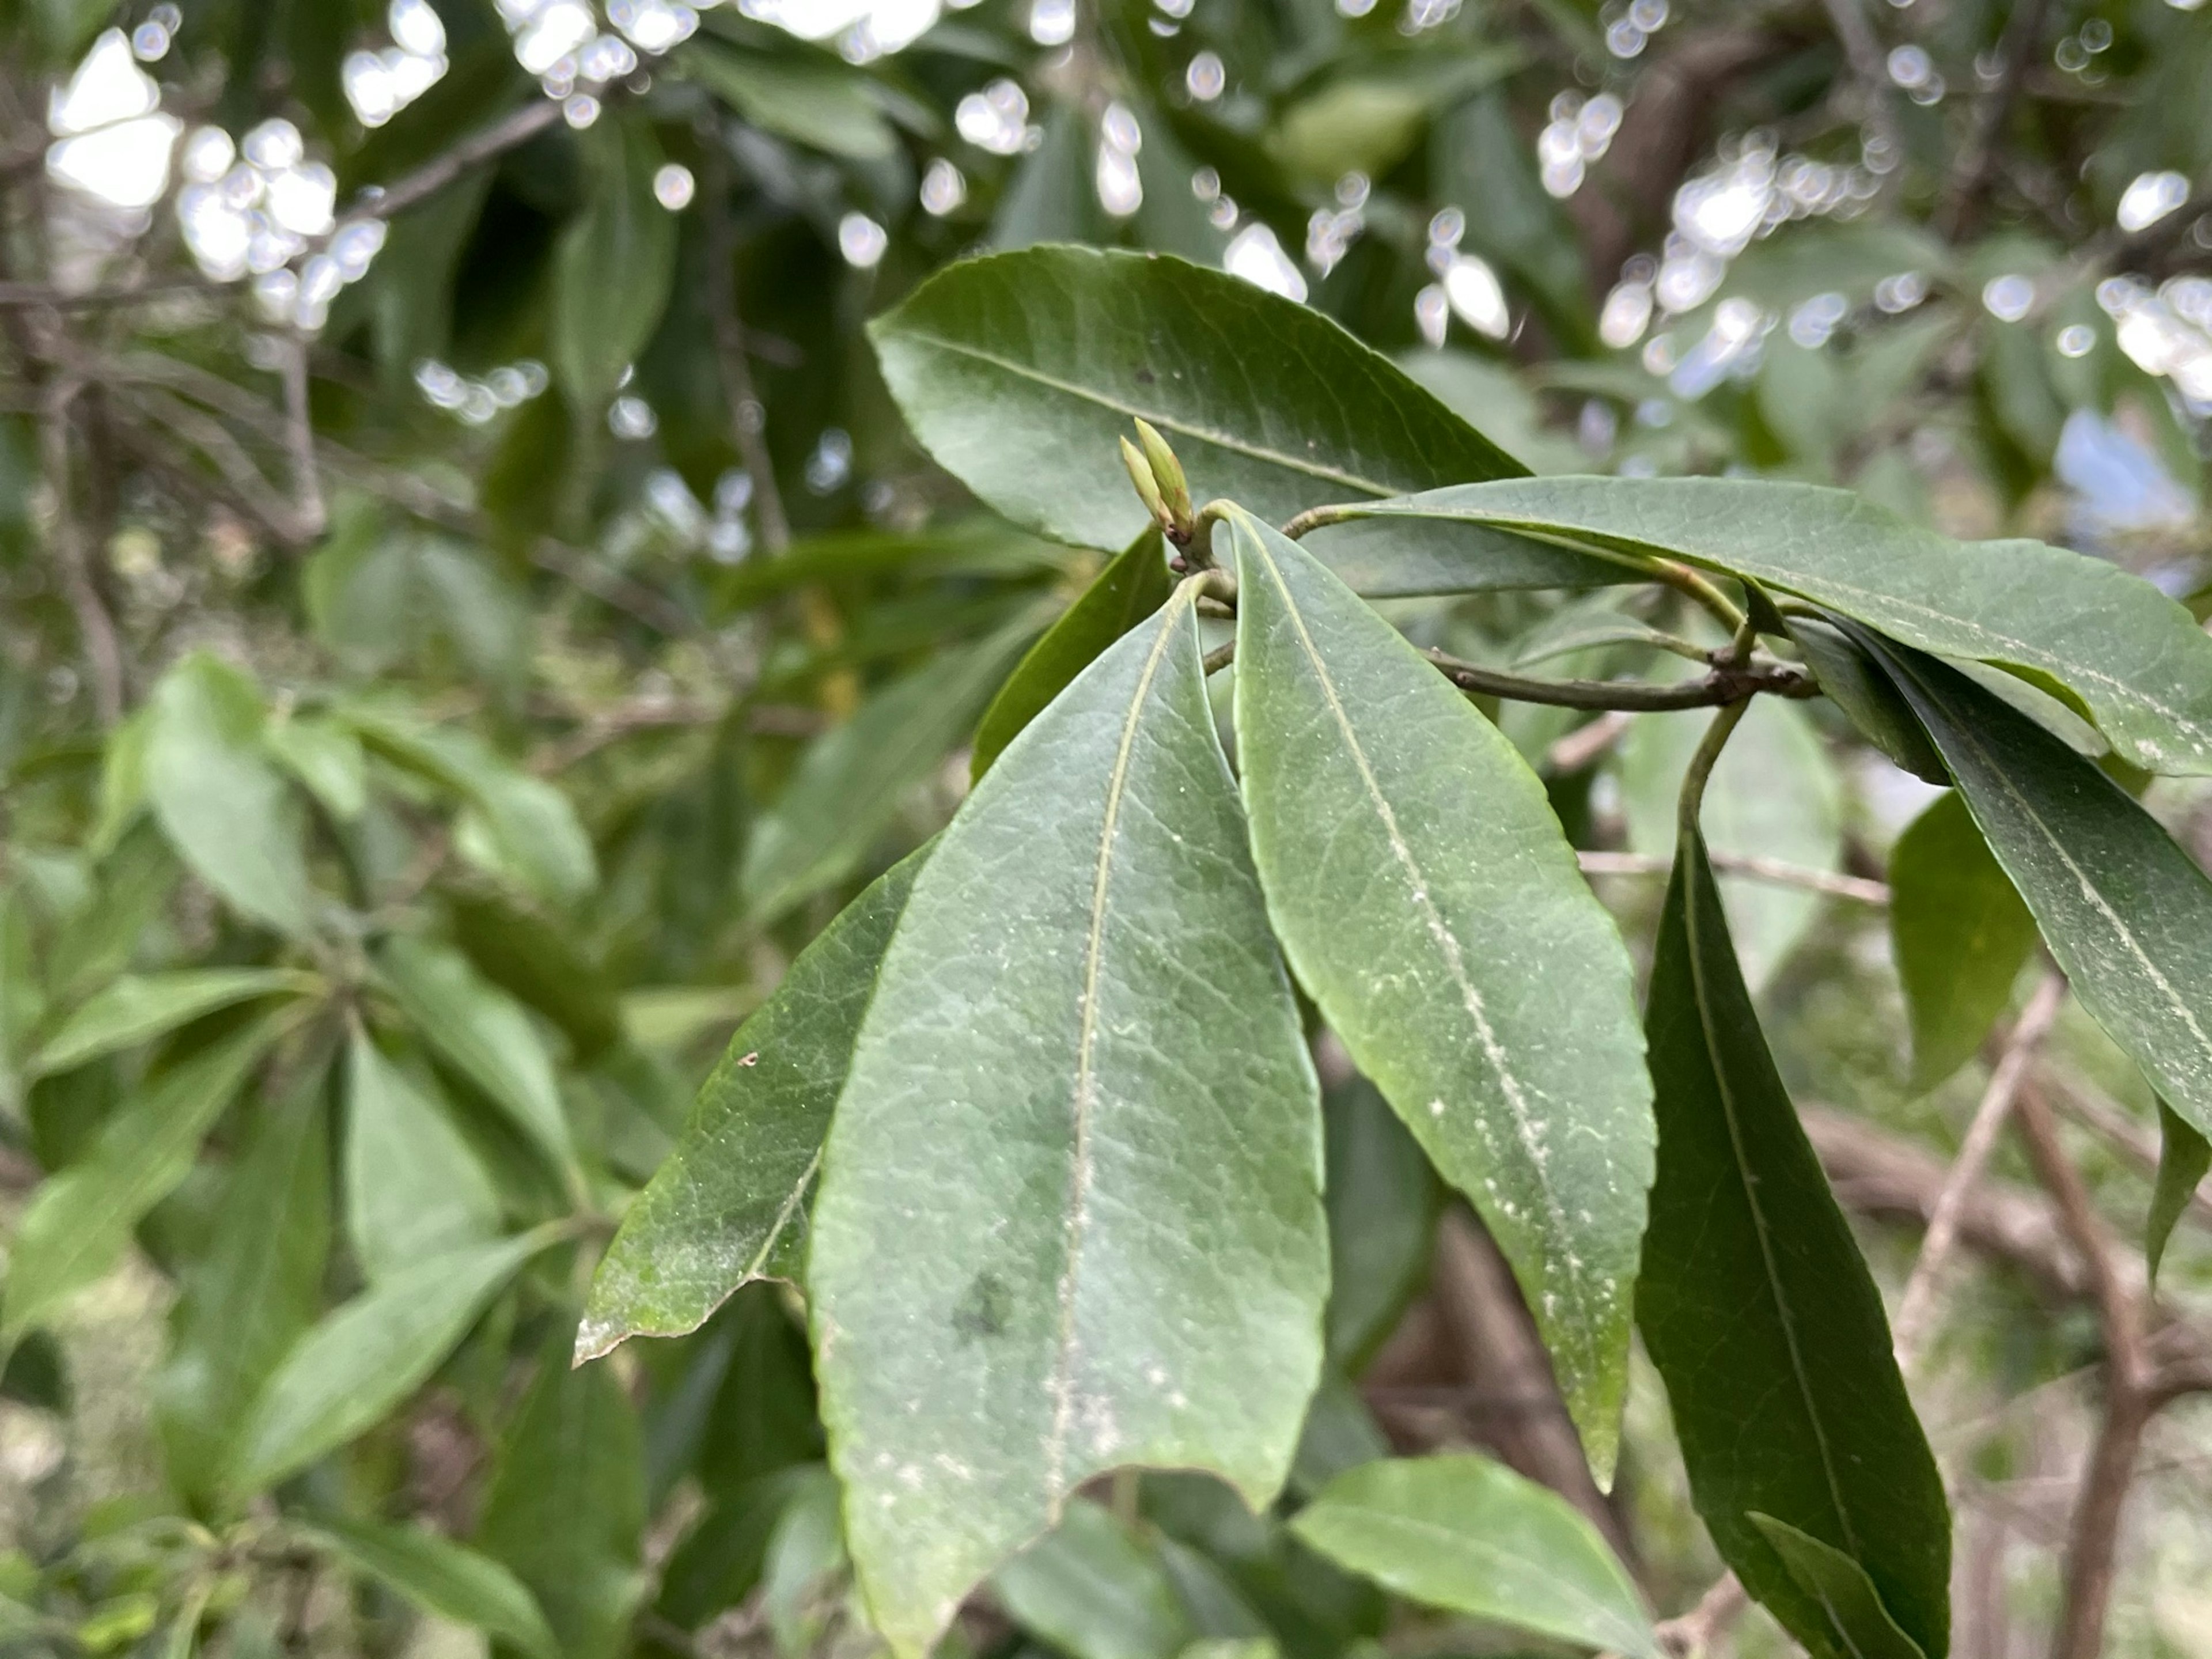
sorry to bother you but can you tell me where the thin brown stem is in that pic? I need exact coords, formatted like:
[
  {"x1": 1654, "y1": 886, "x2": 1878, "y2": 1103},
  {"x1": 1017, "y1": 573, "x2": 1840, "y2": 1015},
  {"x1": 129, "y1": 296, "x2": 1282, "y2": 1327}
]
[
  {"x1": 338, "y1": 97, "x2": 563, "y2": 231},
  {"x1": 40, "y1": 378, "x2": 123, "y2": 726},
  {"x1": 1938, "y1": 0, "x2": 2056, "y2": 238},
  {"x1": 1575, "y1": 850, "x2": 1889, "y2": 906},
  {"x1": 1656, "y1": 1571, "x2": 1747, "y2": 1658},
  {"x1": 699, "y1": 131, "x2": 790, "y2": 554},
  {"x1": 1425, "y1": 649, "x2": 1813, "y2": 712},
  {"x1": 278, "y1": 330, "x2": 325, "y2": 543}
]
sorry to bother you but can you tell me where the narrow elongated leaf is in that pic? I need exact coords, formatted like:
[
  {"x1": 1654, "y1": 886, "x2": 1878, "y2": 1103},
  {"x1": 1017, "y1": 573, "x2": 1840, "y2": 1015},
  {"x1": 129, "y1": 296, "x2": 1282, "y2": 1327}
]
[
  {"x1": 809, "y1": 584, "x2": 1328, "y2": 1658},
  {"x1": 1289, "y1": 1454, "x2": 1656, "y2": 1659},
  {"x1": 143, "y1": 654, "x2": 315, "y2": 935},
  {"x1": 678, "y1": 40, "x2": 895, "y2": 160},
  {"x1": 1748, "y1": 1516, "x2": 1928, "y2": 1659},
  {"x1": 1327, "y1": 476, "x2": 2212, "y2": 773},
  {"x1": 741, "y1": 607, "x2": 1044, "y2": 923},
  {"x1": 1786, "y1": 616, "x2": 1946, "y2": 785},
  {"x1": 32, "y1": 968, "x2": 315, "y2": 1076},
  {"x1": 265, "y1": 715, "x2": 368, "y2": 821},
  {"x1": 1888, "y1": 793, "x2": 2039, "y2": 1090},
  {"x1": 551, "y1": 117, "x2": 676, "y2": 413},
  {"x1": 158, "y1": 1069, "x2": 331, "y2": 1509},
  {"x1": 1638, "y1": 829, "x2": 1949, "y2": 1659},
  {"x1": 1228, "y1": 509, "x2": 1650, "y2": 1479},
  {"x1": 1856, "y1": 633, "x2": 2212, "y2": 1141},
  {"x1": 972, "y1": 531, "x2": 1173, "y2": 781},
  {"x1": 579, "y1": 851, "x2": 923, "y2": 1362},
  {"x1": 868, "y1": 247, "x2": 1617, "y2": 595},
  {"x1": 344, "y1": 1035, "x2": 500, "y2": 1282},
  {"x1": 1323, "y1": 1074, "x2": 1438, "y2": 1370},
  {"x1": 309, "y1": 1516, "x2": 559, "y2": 1659},
  {"x1": 2148, "y1": 1101, "x2": 2209, "y2": 1284},
  {"x1": 995, "y1": 1501, "x2": 1194, "y2": 1659},
  {"x1": 377, "y1": 937, "x2": 575, "y2": 1172},
  {"x1": 3, "y1": 1011, "x2": 293, "y2": 1339},
  {"x1": 227, "y1": 1230, "x2": 551, "y2": 1494},
  {"x1": 477, "y1": 1340, "x2": 647, "y2": 1659}
]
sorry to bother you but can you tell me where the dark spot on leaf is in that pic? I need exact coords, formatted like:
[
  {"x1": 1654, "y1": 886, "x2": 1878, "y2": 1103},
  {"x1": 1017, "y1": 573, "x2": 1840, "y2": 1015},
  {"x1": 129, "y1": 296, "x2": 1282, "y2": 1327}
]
[
  {"x1": 1134, "y1": 367, "x2": 1155, "y2": 385},
  {"x1": 951, "y1": 1271, "x2": 1012, "y2": 1341}
]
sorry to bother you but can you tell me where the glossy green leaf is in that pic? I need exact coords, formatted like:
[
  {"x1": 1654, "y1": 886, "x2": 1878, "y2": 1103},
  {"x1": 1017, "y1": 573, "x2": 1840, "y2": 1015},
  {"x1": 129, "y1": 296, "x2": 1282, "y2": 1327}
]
[
  {"x1": 809, "y1": 584, "x2": 1327, "y2": 1658},
  {"x1": 1228, "y1": 509, "x2": 1650, "y2": 1480},
  {"x1": 551, "y1": 116, "x2": 677, "y2": 414},
  {"x1": 3, "y1": 1010, "x2": 294, "y2": 1339},
  {"x1": 679, "y1": 40, "x2": 895, "y2": 160},
  {"x1": 2148, "y1": 1100, "x2": 2209, "y2": 1285},
  {"x1": 308, "y1": 1516, "x2": 559, "y2": 1659},
  {"x1": 1638, "y1": 828, "x2": 1949, "y2": 1659},
  {"x1": 344, "y1": 1034, "x2": 500, "y2": 1282},
  {"x1": 1748, "y1": 1516, "x2": 1929, "y2": 1659},
  {"x1": 143, "y1": 654, "x2": 314, "y2": 935},
  {"x1": 226, "y1": 1229, "x2": 552, "y2": 1494},
  {"x1": 995, "y1": 1501, "x2": 1194, "y2": 1659},
  {"x1": 971, "y1": 531, "x2": 1173, "y2": 781},
  {"x1": 741, "y1": 607, "x2": 1043, "y2": 923},
  {"x1": 579, "y1": 849, "x2": 923, "y2": 1361},
  {"x1": 1786, "y1": 615, "x2": 1947, "y2": 785},
  {"x1": 1323, "y1": 1073, "x2": 1438, "y2": 1370},
  {"x1": 868, "y1": 247, "x2": 1618, "y2": 596},
  {"x1": 31, "y1": 968, "x2": 316, "y2": 1077},
  {"x1": 1857, "y1": 633, "x2": 2212, "y2": 1142},
  {"x1": 1888, "y1": 793, "x2": 2039, "y2": 1091},
  {"x1": 1326, "y1": 476, "x2": 2212, "y2": 774},
  {"x1": 377, "y1": 936, "x2": 576, "y2": 1173},
  {"x1": 1619, "y1": 694, "x2": 1842, "y2": 993},
  {"x1": 478, "y1": 1342, "x2": 646, "y2": 1659},
  {"x1": 158, "y1": 1068, "x2": 331, "y2": 1509},
  {"x1": 1289, "y1": 1453, "x2": 1655, "y2": 1659}
]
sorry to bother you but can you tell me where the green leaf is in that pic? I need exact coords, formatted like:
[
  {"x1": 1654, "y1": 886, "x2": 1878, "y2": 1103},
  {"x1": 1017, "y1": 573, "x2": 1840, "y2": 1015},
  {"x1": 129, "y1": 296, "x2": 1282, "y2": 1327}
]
[
  {"x1": 3, "y1": 1011, "x2": 294, "y2": 1339},
  {"x1": 971, "y1": 531, "x2": 1173, "y2": 782},
  {"x1": 579, "y1": 850, "x2": 923, "y2": 1362},
  {"x1": 867, "y1": 247, "x2": 1617, "y2": 597},
  {"x1": 809, "y1": 584, "x2": 1328, "y2": 1658},
  {"x1": 1327, "y1": 476, "x2": 2212, "y2": 774},
  {"x1": 1747, "y1": 1516, "x2": 1929, "y2": 1659},
  {"x1": 1888, "y1": 793, "x2": 2039, "y2": 1091},
  {"x1": 994, "y1": 1501, "x2": 1194, "y2": 1659},
  {"x1": 1637, "y1": 828, "x2": 1949, "y2": 1659},
  {"x1": 308, "y1": 1515, "x2": 559, "y2": 1659},
  {"x1": 1619, "y1": 694, "x2": 1843, "y2": 993},
  {"x1": 376, "y1": 936, "x2": 576, "y2": 1174},
  {"x1": 1228, "y1": 509, "x2": 1649, "y2": 1481},
  {"x1": 741, "y1": 607, "x2": 1044, "y2": 923},
  {"x1": 1289, "y1": 1453, "x2": 1655, "y2": 1659},
  {"x1": 143, "y1": 654, "x2": 314, "y2": 935},
  {"x1": 988, "y1": 107, "x2": 1098, "y2": 251},
  {"x1": 551, "y1": 116, "x2": 677, "y2": 414},
  {"x1": 2148, "y1": 1100, "x2": 2209, "y2": 1285},
  {"x1": 32, "y1": 969, "x2": 317, "y2": 1077},
  {"x1": 1855, "y1": 632, "x2": 2212, "y2": 1142},
  {"x1": 226, "y1": 1229, "x2": 552, "y2": 1494},
  {"x1": 477, "y1": 1340, "x2": 647, "y2": 1659},
  {"x1": 264, "y1": 714, "x2": 368, "y2": 822},
  {"x1": 760, "y1": 1466, "x2": 847, "y2": 1659},
  {"x1": 1786, "y1": 615, "x2": 1947, "y2": 785},
  {"x1": 158, "y1": 1067, "x2": 331, "y2": 1509},
  {"x1": 344, "y1": 1033, "x2": 501, "y2": 1283},
  {"x1": 1323, "y1": 1074, "x2": 1439, "y2": 1370},
  {"x1": 679, "y1": 39, "x2": 895, "y2": 160}
]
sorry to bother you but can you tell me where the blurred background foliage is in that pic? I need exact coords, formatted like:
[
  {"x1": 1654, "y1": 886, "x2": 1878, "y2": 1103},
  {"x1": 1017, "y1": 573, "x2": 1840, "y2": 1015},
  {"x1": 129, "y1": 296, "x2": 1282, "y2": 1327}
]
[{"x1": 0, "y1": 0, "x2": 2209, "y2": 1655}]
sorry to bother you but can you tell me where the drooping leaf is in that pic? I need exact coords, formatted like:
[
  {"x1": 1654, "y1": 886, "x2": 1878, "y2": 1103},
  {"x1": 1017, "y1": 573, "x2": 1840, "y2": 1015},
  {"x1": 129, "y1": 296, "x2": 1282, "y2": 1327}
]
[
  {"x1": 31, "y1": 968, "x2": 316, "y2": 1077},
  {"x1": 226, "y1": 1229, "x2": 553, "y2": 1494},
  {"x1": 158, "y1": 1066, "x2": 331, "y2": 1510},
  {"x1": 376, "y1": 936, "x2": 576, "y2": 1174},
  {"x1": 2148, "y1": 1100, "x2": 2210, "y2": 1284},
  {"x1": 1888, "y1": 792, "x2": 2039, "y2": 1091},
  {"x1": 143, "y1": 654, "x2": 315, "y2": 935},
  {"x1": 971, "y1": 531, "x2": 1173, "y2": 781},
  {"x1": 1324, "y1": 476, "x2": 2212, "y2": 774},
  {"x1": 551, "y1": 116, "x2": 677, "y2": 414},
  {"x1": 1637, "y1": 828, "x2": 1949, "y2": 1659},
  {"x1": 809, "y1": 584, "x2": 1328, "y2": 1658},
  {"x1": 741, "y1": 607, "x2": 1043, "y2": 923},
  {"x1": 1323, "y1": 1073, "x2": 1439, "y2": 1370},
  {"x1": 1228, "y1": 509, "x2": 1650, "y2": 1480},
  {"x1": 1786, "y1": 615, "x2": 1947, "y2": 785},
  {"x1": 2, "y1": 1010, "x2": 295, "y2": 1339},
  {"x1": 1855, "y1": 632, "x2": 2212, "y2": 1141},
  {"x1": 579, "y1": 850, "x2": 924, "y2": 1362},
  {"x1": 344, "y1": 1033, "x2": 501, "y2": 1282},
  {"x1": 477, "y1": 1339, "x2": 647, "y2": 1659},
  {"x1": 679, "y1": 39, "x2": 895, "y2": 160},
  {"x1": 308, "y1": 1515, "x2": 559, "y2": 1659},
  {"x1": 994, "y1": 1501, "x2": 1194, "y2": 1659},
  {"x1": 1747, "y1": 1516, "x2": 1929, "y2": 1659},
  {"x1": 1289, "y1": 1454, "x2": 1656, "y2": 1659},
  {"x1": 868, "y1": 247, "x2": 1618, "y2": 596}
]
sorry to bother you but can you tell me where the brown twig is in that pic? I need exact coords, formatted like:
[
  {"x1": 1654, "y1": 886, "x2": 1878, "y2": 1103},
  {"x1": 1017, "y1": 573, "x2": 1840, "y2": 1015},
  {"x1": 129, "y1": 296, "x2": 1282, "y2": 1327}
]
[
  {"x1": 277, "y1": 329, "x2": 326, "y2": 543},
  {"x1": 1656, "y1": 1571, "x2": 1747, "y2": 1658},
  {"x1": 40, "y1": 378, "x2": 124, "y2": 725},
  {"x1": 1424, "y1": 647, "x2": 1816, "y2": 712},
  {"x1": 339, "y1": 97, "x2": 564, "y2": 230},
  {"x1": 1574, "y1": 850, "x2": 1889, "y2": 905},
  {"x1": 698, "y1": 131, "x2": 790, "y2": 554},
  {"x1": 1891, "y1": 972, "x2": 2068, "y2": 1368},
  {"x1": 1816, "y1": 0, "x2": 1902, "y2": 182},
  {"x1": 2043, "y1": 1064, "x2": 2212, "y2": 1232},
  {"x1": 1939, "y1": 0, "x2": 2057, "y2": 238}
]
